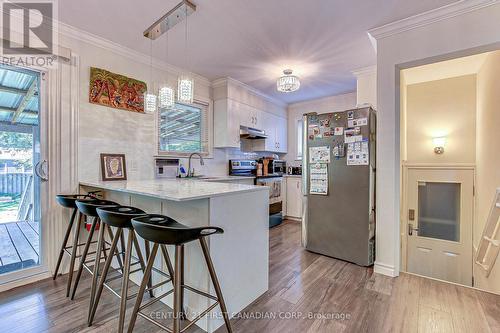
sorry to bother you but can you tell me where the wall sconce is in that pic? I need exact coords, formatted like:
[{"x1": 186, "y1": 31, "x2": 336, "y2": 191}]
[{"x1": 433, "y1": 137, "x2": 446, "y2": 154}]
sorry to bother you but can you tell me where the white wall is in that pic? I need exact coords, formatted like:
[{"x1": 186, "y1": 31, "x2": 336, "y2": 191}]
[
  {"x1": 57, "y1": 31, "x2": 285, "y2": 181},
  {"x1": 286, "y1": 92, "x2": 357, "y2": 165},
  {"x1": 372, "y1": 2, "x2": 500, "y2": 277},
  {"x1": 405, "y1": 75, "x2": 477, "y2": 164},
  {"x1": 475, "y1": 50, "x2": 500, "y2": 294}
]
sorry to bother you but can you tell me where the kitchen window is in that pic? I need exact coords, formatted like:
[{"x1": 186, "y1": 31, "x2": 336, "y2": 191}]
[{"x1": 158, "y1": 101, "x2": 210, "y2": 156}]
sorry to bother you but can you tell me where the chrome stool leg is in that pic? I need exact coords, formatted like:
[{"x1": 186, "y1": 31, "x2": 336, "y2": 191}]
[
  {"x1": 118, "y1": 230, "x2": 134, "y2": 333},
  {"x1": 88, "y1": 221, "x2": 107, "y2": 318}
]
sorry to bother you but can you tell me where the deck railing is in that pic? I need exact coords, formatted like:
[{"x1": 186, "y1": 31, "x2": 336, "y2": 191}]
[
  {"x1": 17, "y1": 174, "x2": 33, "y2": 221},
  {"x1": 0, "y1": 172, "x2": 32, "y2": 195}
]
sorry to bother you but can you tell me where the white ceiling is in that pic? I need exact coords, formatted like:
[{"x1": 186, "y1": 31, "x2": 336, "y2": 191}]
[
  {"x1": 402, "y1": 52, "x2": 490, "y2": 85},
  {"x1": 59, "y1": 0, "x2": 458, "y2": 104}
]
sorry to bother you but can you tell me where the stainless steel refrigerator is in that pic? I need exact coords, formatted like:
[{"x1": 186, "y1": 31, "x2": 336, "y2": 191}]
[{"x1": 301, "y1": 106, "x2": 376, "y2": 266}]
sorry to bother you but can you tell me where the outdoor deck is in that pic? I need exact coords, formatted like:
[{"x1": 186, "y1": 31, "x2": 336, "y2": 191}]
[{"x1": 0, "y1": 220, "x2": 39, "y2": 274}]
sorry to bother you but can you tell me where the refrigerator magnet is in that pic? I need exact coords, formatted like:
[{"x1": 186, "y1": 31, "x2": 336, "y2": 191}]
[{"x1": 334, "y1": 127, "x2": 344, "y2": 135}]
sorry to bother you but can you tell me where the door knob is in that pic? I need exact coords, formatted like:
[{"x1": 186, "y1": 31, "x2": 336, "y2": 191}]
[{"x1": 408, "y1": 223, "x2": 419, "y2": 236}]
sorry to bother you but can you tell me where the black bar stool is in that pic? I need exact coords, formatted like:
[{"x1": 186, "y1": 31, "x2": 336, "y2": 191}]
[
  {"x1": 88, "y1": 206, "x2": 175, "y2": 333},
  {"x1": 54, "y1": 194, "x2": 96, "y2": 297},
  {"x1": 128, "y1": 214, "x2": 232, "y2": 333},
  {"x1": 70, "y1": 198, "x2": 120, "y2": 300}
]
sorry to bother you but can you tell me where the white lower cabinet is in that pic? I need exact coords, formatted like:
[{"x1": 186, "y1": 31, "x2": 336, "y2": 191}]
[{"x1": 285, "y1": 177, "x2": 302, "y2": 219}]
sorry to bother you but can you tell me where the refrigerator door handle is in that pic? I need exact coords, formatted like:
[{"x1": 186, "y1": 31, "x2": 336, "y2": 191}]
[{"x1": 301, "y1": 114, "x2": 309, "y2": 196}]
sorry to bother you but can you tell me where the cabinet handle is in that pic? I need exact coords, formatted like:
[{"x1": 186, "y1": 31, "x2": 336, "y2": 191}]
[{"x1": 296, "y1": 181, "x2": 299, "y2": 189}]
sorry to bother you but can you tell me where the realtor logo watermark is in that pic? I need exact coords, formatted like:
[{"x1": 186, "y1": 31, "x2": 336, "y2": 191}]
[{"x1": 1, "y1": 0, "x2": 58, "y2": 67}]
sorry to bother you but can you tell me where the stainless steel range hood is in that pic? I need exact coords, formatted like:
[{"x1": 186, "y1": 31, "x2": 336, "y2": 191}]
[{"x1": 240, "y1": 126, "x2": 268, "y2": 139}]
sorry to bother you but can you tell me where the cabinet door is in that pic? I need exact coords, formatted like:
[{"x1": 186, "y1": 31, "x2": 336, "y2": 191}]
[
  {"x1": 261, "y1": 112, "x2": 277, "y2": 152},
  {"x1": 237, "y1": 101, "x2": 252, "y2": 128},
  {"x1": 286, "y1": 178, "x2": 302, "y2": 218},
  {"x1": 227, "y1": 99, "x2": 242, "y2": 147},
  {"x1": 239, "y1": 102, "x2": 261, "y2": 129},
  {"x1": 276, "y1": 117, "x2": 288, "y2": 153},
  {"x1": 214, "y1": 99, "x2": 240, "y2": 148}
]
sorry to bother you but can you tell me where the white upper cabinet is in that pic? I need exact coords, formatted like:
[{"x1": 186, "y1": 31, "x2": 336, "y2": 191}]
[
  {"x1": 275, "y1": 116, "x2": 287, "y2": 153},
  {"x1": 214, "y1": 99, "x2": 241, "y2": 148},
  {"x1": 239, "y1": 102, "x2": 261, "y2": 129},
  {"x1": 213, "y1": 78, "x2": 287, "y2": 153},
  {"x1": 258, "y1": 112, "x2": 287, "y2": 153}
]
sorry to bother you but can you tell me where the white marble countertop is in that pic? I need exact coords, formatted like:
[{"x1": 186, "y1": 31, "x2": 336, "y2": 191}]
[
  {"x1": 80, "y1": 178, "x2": 266, "y2": 202},
  {"x1": 284, "y1": 174, "x2": 302, "y2": 178}
]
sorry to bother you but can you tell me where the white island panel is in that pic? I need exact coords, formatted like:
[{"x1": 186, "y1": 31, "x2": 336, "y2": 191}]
[{"x1": 80, "y1": 180, "x2": 269, "y2": 332}]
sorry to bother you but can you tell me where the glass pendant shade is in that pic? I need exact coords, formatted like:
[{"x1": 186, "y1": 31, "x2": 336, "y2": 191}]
[
  {"x1": 277, "y1": 69, "x2": 300, "y2": 93},
  {"x1": 177, "y1": 75, "x2": 194, "y2": 104},
  {"x1": 144, "y1": 91, "x2": 157, "y2": 113},
  {"x1": 158, "y1": 85, "x2": 175, "y2": 108}
]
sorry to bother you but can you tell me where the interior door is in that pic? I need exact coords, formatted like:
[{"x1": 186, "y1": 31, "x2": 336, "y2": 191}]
[{"x1": 406, "y1": 168, "x2": 473, "y2": 286}]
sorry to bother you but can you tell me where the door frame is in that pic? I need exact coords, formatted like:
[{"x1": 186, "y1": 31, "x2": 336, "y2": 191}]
[
  {"x1": 400, "y1": 163, "x2": 476, "y2": 277},
  {"x1": 0, "y1": 65, "x2": 48, "y2": 286},
  {"x1": 0, "y1": 55, "x2": 80, "y2": 291}
]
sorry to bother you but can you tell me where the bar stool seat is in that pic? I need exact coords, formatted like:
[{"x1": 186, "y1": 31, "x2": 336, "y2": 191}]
[
  {"x1": 131, "y1": 214, "x2": 223, "y2": 245},
  {"x1": 128, "y1": 214, "x2": 232, "y2": 333},
  {"x1": 75, "y1": 198, "x2": 118, "y2": 217}
]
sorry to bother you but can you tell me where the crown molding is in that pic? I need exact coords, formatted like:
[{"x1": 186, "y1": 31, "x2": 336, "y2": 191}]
[
  {"x1": 368, "y1": 0, "x2": 499, "y2": 40},
  {"x1": 57, "y1": 21, "x2": 212, "y2": 87},
  {"x1": 212, "y1": 77, "x2": 287, "y2": 108},
  {"x1": 351, "y1": 65, "x2": 377, "y2": 77}
]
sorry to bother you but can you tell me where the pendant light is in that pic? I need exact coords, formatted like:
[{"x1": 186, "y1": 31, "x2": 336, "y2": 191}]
[
  {"x1": 144, "y1": 40, "x2": 157, "y2": 113},
  {"x1": 177, "y1": 5, "x2": 194, "y2": 104},
  {"x1": 158, "y1": 26, "x2": 175, "y2": 108}
]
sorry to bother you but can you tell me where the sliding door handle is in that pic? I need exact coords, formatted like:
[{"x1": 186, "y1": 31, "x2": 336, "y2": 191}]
[{"x1": 35, "y1": 159, "x2": 49, "y2": 182}]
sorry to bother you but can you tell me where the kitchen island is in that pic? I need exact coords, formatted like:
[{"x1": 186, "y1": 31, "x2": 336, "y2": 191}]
[{"x1": 80, "y1": 179, "x2": 269, "y2": 332}]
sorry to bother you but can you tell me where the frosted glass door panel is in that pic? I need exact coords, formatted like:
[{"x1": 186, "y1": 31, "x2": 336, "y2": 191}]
[{"x1": 418, "y1": 182, "x2": 460, "y2": 242}]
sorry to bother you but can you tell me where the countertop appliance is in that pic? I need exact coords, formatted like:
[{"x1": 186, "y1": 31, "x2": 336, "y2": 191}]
[
  {"x1": 155, "y1": 158, "x2": 179, "y2": 178},
  {"x1": 288, "y1": 166, "x2": 302, "y2": 175},
  {"x1": 229, "y1": 159, "x2": 283, "y2": 228},
  {"x1": 267, "y1": 159, "x2": 286, "y2": 176},
  {"x1": 302, "y1": 107, "x2": 376, "y2": 266}
]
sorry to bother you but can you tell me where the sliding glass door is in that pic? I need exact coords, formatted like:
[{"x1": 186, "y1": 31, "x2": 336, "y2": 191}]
[{"x1": 0, "y1": 64, "x2": 44, "y2": 281}]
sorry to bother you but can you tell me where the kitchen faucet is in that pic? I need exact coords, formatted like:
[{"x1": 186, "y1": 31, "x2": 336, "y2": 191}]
[{"x1": 187, "y1": 152, "x2": 205, "y2": 177}]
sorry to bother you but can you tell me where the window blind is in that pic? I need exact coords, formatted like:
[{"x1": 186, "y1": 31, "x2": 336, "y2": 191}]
[{"x1": 158, "y1": 101, "x2": 209, "y2": 156}]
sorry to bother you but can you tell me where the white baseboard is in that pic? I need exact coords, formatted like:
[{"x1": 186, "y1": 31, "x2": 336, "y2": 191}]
[
  {"x1": 374, "y1": 261, "x2": 398, "y2": 277},
  {"x1": 284, "y1": 216, "x2": 301, "y2": 222},
  {"x1": 0, "y1": 271, "x2": 51, "y2": 293}
]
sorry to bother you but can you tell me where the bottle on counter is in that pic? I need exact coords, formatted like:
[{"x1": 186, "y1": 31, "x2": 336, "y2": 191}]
[
  {"x1": 179, "y1": 164, "x2": 187, "y2": 178},
  {"x1": 257, "y1": 163, "x2": 263, "y2": 176}
]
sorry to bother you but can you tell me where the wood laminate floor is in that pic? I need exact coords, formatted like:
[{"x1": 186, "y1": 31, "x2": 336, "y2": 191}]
[{"x1": 0, "y1": 220, "x2": 499, "y2": 333}]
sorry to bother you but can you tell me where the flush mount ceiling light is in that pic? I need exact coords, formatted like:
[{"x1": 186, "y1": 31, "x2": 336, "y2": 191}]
[{"x1": 277, "y1": 69, "x2": 300, "y2": 93}]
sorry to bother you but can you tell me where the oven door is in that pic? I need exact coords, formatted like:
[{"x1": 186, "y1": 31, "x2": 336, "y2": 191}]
[{"x1": 256, "y1": 177, "x2": 283, "y2": 214}]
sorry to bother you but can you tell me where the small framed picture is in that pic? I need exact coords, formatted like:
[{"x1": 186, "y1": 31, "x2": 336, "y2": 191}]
[{"x1": 100, "y1": 153, "x2": 127, "y2": 181}]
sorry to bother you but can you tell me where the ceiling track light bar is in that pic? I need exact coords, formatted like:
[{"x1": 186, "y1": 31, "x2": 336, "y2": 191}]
[{"x1": 144, "y1": 0, "x2": 197, "y2": 40}]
